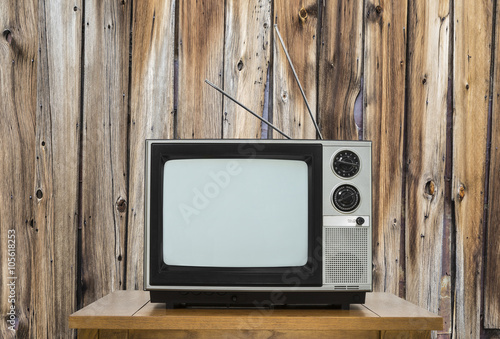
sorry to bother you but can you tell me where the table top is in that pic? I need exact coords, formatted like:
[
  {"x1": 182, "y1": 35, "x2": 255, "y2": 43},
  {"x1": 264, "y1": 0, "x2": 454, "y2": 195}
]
[{"x1": 69, "y1": 291, "x2": 443, "y2": 331}]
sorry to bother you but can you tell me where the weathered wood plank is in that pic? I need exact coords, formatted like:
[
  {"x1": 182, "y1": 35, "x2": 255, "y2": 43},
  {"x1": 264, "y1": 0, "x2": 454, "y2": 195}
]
[
  {"x1": 223, "y1": 0, "x2": 271, "y2": 139},
  {"x1": 273, "y1": 0, "x2": 318, "y2": 139},
  {"x1": 127, "y1": 0, "x2": 175, "y2": 290},
  {"x1": 404, "y1": 0, "x2": 451, "y2": 336},
  {"x1": 0, "y1": 1, "x2": 38, "y2": 337},
  {"x1": 485, "y1": 0, "x2": 500, "y2": 328},
  {"x1": 1, "y1": 4, "x2": 82, "y2": 337},
  {"x1": 34, "y1": 2, "x2": 82, "y2": 336},
  {"x1": 363, "y1": 0, "x2": 407, "y2": 295},
  {"x1": 81, "y1": 0, "x2": 131, "y2": 307},
  {"x1": 177, "y1": 0, "x2": 225, "y2": 139},
  {"x1": 452, "y1": 0, "x2": 494, "y2": 336},
  {"x1": 318, "y1": 0, "x2": 363, "y2": 140}
]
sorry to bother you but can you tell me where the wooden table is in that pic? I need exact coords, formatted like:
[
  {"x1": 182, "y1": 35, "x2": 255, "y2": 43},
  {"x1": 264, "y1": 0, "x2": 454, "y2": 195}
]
[{"x1": 69, "y1": 291, "x2": 443, "y2": 338}]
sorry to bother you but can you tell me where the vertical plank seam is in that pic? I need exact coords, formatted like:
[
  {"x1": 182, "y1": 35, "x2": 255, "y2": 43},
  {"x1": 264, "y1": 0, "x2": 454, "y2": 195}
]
[
  {"x1": 399, "y1": 0, "x2": 412, "y2": 301},
  {"x1": 315, "y1": 0, "x2": 322, "y2": 134},
  {"x1": 123, "y1": 0, "x2": 135, "y2": 291},
  {"x1": 108, "y1": 99, "x2": 119, "y2": 292},
  {"x1": 361, "y1": 0, "x2": 367, "y2": 136},
  {"x1": 77, "y1": 0, "x2": 87, "y2": 311},
  {"x1": 443, "y1": 73, "x2": 454, "y2": 338},
  {"x1": 268, "y1": 0, "x2": 275, "y2": 139},
  {"x1": 221, "y1": 0, "x2": 228, "y2": 139},
  {"x1": 481, "y1": 0, "x2": 498, "y2": 333},
  {"x1": 174, "y1": 0, "x2": 180, "y2": 139},
  {"x1": 359, "y1": 0, "x2": 367, "y2": 141},
  {"x1": 447, "y1": 0, "x2": 457, "y2": 334}
]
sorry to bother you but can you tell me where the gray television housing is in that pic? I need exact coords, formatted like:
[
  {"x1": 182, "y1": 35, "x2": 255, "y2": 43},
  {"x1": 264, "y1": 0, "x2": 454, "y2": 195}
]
[{"x1": 144, "y1": 139, "x2": 372, "y2": 309}]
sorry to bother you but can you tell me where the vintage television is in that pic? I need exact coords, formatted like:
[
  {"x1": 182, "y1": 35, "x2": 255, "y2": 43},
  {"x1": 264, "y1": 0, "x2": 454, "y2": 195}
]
[{"x1": 144, "y1": 139, "x2": 372, "y2": 309}]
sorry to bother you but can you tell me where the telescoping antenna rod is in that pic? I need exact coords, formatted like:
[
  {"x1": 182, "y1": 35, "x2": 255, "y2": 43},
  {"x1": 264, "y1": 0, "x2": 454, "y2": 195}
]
[
  {"x1": 204, "y1": 79, "x2": 291, "y2": 139},
  {"x1": 274, "y1": 24, "x2": 323, "y2": 140}
]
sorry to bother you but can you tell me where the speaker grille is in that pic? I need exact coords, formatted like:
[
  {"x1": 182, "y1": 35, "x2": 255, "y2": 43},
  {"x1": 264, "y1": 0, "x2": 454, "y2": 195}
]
[{"x1": 324, "y1": 227, "x2": 369, "y2": 285}]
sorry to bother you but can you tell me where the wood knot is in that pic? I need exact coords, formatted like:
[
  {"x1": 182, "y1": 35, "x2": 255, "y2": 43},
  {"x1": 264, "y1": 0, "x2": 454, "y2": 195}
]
[
  {"x1": 3, "y1": 29, "x2": 12, "y2": 44},
  {"x1": 237, "y1": 59, "x2": 244, "y2": 71},
  {"x1": 375, "y1": 5, "x2": 383, "y2": 14},
  {"x1": 36, "y1": 189, "x2": 43, "y2": 199},
  {"x1": 299, "y1": 7, "x2": 308, "y2": 22},
  {"x1": 281, "y1": 91, "x2": 288, "y2": 103},
  {"x1": 116, "y1": 197, "x2": 127, "y2": 212},
  {"x1": 458, "y1": 184, "x2": 465, "y2": 201},
  {"x1": 424, "y1": 180, "x2": 435, "y2": 197}
]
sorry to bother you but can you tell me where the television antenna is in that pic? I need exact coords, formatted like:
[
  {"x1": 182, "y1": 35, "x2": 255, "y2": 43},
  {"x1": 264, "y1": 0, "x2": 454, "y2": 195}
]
[
  {"x1": 274, "y1": 24, "x2": 323, "y2": 140},
  {"x1": 205, "y1": 24, "x2": 323, "y2": 140},
  {"x1": 205, "y1": 80, "x2": 291, "y2": 139}
]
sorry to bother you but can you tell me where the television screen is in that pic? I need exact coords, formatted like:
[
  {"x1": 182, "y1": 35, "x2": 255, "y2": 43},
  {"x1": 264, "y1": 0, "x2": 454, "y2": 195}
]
[{"x1": 162, "y1": 158, "x2": 308, "y2": 268}]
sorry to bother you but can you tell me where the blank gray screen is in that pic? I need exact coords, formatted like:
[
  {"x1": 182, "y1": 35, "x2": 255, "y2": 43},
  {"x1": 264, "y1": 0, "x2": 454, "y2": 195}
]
[{"x1": 162, "y1": 158, "x2": 308, "y2": 267}]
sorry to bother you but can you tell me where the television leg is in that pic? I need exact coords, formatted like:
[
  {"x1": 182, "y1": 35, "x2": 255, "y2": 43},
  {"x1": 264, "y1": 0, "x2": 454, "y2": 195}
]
[{"x1": 341, "y1": 303, "x2": 350, "y2": 310}]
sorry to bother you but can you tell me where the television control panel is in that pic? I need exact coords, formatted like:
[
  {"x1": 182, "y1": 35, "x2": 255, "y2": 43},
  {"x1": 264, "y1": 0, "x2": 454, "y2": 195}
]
[{"x1": 321, "y1": 141, "x2": 372, "y2": 291}]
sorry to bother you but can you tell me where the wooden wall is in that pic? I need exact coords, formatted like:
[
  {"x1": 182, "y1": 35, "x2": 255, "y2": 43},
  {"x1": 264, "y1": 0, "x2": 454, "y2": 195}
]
[{"x1": 1, "y1": 0, "x2": 499, "y2": 338}]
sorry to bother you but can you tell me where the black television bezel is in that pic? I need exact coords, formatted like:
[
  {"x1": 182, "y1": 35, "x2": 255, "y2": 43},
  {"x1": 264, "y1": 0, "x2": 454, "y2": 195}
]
[{"x1": 148, "y1": 141, "x2": 323, "y2": 287}]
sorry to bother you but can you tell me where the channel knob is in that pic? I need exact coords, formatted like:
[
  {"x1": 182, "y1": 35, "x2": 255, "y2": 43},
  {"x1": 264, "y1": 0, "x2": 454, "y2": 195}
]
[{"x1": 332, "y1": 185, "x2": 360, "y2": 212}]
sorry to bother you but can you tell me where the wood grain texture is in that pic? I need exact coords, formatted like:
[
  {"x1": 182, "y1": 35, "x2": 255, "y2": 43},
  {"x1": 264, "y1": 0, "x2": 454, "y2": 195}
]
[
  {"x1": 0, "y1": 1, "x2": 38, "y2": 337},
  {"x1": 3, "y1": 1, "x2": 500, "y2": 336},
  {"x1": 127, "y1": 0, "x2": 175, "y2": 290},
  {"x1": 33, "y1": 1, "x2": 82, "y2": 337},
  {"x1": 126, "y1": 329, "x2": 380, "y2": 339},
  {"x1": 81, "y1": 0, "x2": 130, "y2": 307},
  {"x1": 364, "y1": 292, "x2": 443, "y2": 325},
  {"x1": 273, "y1": 0, "x2": 318, "y2": 139},
  {"x1": 78, "y1": 329, "x2": 99, "y2": 339},
  {"x1": 99, "y1": 329, "x2": 129, "y2": 338},
  {"x1": 363, "y1": 0, "x2": 407, "y2": 295},
  {"x1": 70, "y1": 290, "x2": 149, "y2": 318},
  {"x1": 318, "y1": 0, "x2": 363, "y2": 140},
  {"x1": 70, "y1": 291, "x2": 442, "y2": 332},
  {"x1": 0, "y1": 1, "x2": 82, "y2": 337},
  {"x1": 485, "y1": 0, "x2": 500, "y2": 327},
  {"x1": 381, "y1": 331, "x2": 431, "y2": 339},
  {"x1": 177, "y1": 0, "x2": 225, "y2": 139},
  {"x1": 404, "y1": 0, "x2": 450, "y2": 336},
  {"x1": 223, "y1": 0, "x2": 271, "y2": 138},
  {"x1": 452, "y1": 0, "x2": 493, "y2": 336}
]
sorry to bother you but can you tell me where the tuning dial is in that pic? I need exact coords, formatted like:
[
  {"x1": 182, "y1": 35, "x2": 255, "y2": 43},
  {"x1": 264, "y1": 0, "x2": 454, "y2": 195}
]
[
  {"x1": 332, "y1": 150, "x2": 360, "y2": 178},
  {"x1": 332, "y1": 185, "x2": 360, "y2": 212}
]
